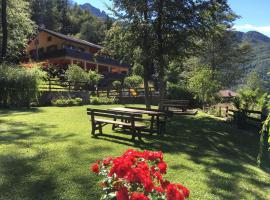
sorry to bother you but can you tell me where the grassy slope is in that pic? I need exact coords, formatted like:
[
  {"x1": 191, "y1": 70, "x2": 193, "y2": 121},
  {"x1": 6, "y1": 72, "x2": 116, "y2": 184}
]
[{"x1": 0, "y1": 105, "x2": 269, "y2": 200}]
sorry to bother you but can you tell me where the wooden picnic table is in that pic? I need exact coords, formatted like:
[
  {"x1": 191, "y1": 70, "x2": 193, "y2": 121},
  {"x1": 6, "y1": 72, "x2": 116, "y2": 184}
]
[
  {"x1": 108, "y1": 107, "x2": 167, "y2": 135},
  {"x1": 87, "y1": 108, "x2": 146, "y2": 141}
]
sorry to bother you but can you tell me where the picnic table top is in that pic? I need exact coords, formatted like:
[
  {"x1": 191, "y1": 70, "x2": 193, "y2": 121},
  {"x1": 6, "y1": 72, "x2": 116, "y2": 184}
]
[{"x1": 109, "y1": 107, "x2": 166, "y2": 116}]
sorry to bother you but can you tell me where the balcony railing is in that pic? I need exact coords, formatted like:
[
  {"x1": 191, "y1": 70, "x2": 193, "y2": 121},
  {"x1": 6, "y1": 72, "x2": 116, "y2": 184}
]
[{"x1": 31, "y1": 48, "x2": 129, "y2": 68}]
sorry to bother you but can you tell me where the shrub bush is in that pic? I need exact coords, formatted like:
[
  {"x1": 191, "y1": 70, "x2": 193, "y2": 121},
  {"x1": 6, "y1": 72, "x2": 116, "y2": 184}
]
[
  {"x1": 112, "y1": 80, "x2": 122, "y2": 90},
  {"x1": 90, "y1": 96, "x2": 117, "y2": 105},
  {"x1": 124, "y1": 75, "x2": 143, "y2": 88},
  {"x1": 65, "y1": 64, "x2": 103, "y2": 89},
  {"x1": 0, "y1": 64, "x2": 44, "y2": 107},
  {"x1": 167, "y1": 83, "x2": 198, "y2": 107},
  {"x1": 51, "y1": 97, "x2": 83, "y2": 106}
]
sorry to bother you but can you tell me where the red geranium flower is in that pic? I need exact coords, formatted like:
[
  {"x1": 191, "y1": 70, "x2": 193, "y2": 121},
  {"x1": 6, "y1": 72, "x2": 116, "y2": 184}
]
[
  {"x1": 176, "y1": 184, "x2": 190, "y2": 198},
  {"x1": 116, "y1": 187, "x2": 129, "y2": 200},
  {"x1": 166, "y1": 184, "x2": 184, "y2": 200},
  {"x1": 154, "y1": 186, "x2": 165, "y2": 193},
  {"x1": 91, "y1": 163, "x2": 99, "y2": 174},
  {"x1": 161, "y1": 180, "x2": 170, "y2": 189},
  {"x1": 130, "y1": 192, "x2": 149, "y2": 200},
  {"x1": 157, "y1": 161, "x2": 167, "y2": 174},
  {"x1": 103, "y1": 157, "x2": 113, "y2": 166}
]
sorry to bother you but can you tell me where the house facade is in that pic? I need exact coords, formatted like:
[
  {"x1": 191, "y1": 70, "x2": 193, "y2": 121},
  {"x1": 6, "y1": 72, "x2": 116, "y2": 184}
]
[{"x1": 26, "y1": 28, "x2": 129, "y2": 84}]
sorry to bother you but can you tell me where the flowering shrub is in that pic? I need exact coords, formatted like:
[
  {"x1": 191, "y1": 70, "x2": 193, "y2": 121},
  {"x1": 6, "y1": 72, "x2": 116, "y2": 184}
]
[{"x1": 91, "y1": 149, "x2": 190, "y2": 200}]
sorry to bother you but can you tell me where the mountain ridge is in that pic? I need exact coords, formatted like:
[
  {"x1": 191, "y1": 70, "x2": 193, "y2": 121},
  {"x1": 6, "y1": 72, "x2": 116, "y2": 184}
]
[
  {"x1": 235, "y1": 30, "x2": 270, "y2": 43},
  {"x1": 80, "y1": 3, "x2": 108, "y2": 19}
]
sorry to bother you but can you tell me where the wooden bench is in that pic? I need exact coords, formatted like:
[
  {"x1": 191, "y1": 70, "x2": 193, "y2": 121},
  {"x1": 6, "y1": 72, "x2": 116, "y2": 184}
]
[
  {"x1": 87, "y1": 108, "x2": 147, "y2": 140},
  {"x1": 162, "y1": 99, "x2": 189, "y2": 112}
]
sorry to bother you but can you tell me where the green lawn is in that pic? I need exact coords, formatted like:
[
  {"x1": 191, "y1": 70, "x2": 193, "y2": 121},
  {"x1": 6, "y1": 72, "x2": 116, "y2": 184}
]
[{"x1": 0, "y1": 105, "x2": 269, "y2": 200}]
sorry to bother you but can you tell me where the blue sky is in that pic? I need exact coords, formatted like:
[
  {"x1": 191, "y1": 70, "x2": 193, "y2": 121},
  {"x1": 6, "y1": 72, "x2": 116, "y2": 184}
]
[{"x1": 74, "y1": 0, "x2": 270, "y2": 36}]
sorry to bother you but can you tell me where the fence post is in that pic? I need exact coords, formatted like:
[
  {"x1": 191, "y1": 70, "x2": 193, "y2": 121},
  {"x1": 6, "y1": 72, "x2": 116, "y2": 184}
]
[
  {"x1": 68, "y1": 82, "x2": 71, "y2": 93},
  {"x1": 225, "y1": 106, "x2": 229, "y2": 118},
  {"x1": 97, "y1": 88, "x2": 99, "y2": 97},
  {"x1": 107, "y1": 87, "x2": 110, "y2": 98}
]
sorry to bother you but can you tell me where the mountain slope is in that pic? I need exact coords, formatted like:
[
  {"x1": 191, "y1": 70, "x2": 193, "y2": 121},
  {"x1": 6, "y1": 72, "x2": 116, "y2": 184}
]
[
  {"x1": 80, "y1": 3, "x2": 108, "y2": 19},
  {"x1": 236, "y1": 31, "x2": 270, "y2": 90}
]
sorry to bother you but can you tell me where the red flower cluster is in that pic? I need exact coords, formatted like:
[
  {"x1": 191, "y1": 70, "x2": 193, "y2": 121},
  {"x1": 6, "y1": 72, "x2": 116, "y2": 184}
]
[{"x1": 91, "y1": 149, "x2": 189, "y2": 200}]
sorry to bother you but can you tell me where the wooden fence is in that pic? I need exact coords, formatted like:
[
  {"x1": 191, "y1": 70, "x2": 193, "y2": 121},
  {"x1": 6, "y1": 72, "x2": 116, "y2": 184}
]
[
  {"x1": 39, "y1": 79, "x2": 95, "y2": 92},
  {"x1": 225, "y1": 107, "x2": 264, "y2": 122},
  {"x1": 95, "y1": 87, "x2": 158, "y2": 98},
  {"x1": 39, "y1": 79, "x2": 159, "y2": 98}
]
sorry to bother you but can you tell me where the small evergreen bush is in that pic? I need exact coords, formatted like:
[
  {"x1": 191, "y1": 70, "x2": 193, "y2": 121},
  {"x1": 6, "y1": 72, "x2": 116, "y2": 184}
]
[
  {"x1": 51, "y1": 97, "x2": 83, "y2": 106},
  {"x1": 90, "y1": 97, "x2": 117, "y2": 105}
]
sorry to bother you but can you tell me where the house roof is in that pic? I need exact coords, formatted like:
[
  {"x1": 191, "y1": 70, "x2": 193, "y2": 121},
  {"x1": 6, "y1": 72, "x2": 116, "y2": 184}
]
[
  {"x1": 218, "y1": 90, "x2": 238, "y2": 98},
  {"x1": 39, "y1": 28, "x2": 103, "y2": 49}
]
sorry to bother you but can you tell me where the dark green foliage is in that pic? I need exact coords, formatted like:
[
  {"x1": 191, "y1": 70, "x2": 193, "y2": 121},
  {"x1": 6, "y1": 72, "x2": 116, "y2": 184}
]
[
  {"x1": 257, "y1": 113, "x2": 270, "y2": 167},
  {"x1": 65, "y1": 64, "x2": 103, "y2": 88},
  {"x1": 90, "y1": 97, "x2": 117, "y2": 105},
  {"x1": 188, "y1": 67, "x2": 221, "y2": 107},
  {"x1": 198, "y1": 31, "x2": 252, "y2": 87},
  {"x1": 232, "y1": 88, "x2": 268, "y2": 128},
  {"x1": 29, "y1": 0, "x2": 108, "y2": 44},
  {"x1": 51, "y1": 97, "x2": 83, "y2": 106},
  {"x1": 167, "y1": 83, "x2": 197, "y2": 107},
  {"x1": 0, "y1": 65, "x2": 43, "y2": 107},
  {"x1": 0, "y1": 0, "x2": 35, "y2": 63},
  {"x1": 124, "y1": 75, "x2": 143, "y2": 88},
  {"x1": 112, "y1": 80, "x2": 122, "y2": 90}
]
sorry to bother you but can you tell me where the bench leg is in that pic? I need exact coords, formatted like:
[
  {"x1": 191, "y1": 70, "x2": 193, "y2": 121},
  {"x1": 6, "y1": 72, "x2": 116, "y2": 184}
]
[
  {"x1": 98, "y1": 123, "x2": 103, "y2": 134},
  {"x1": 130, "y1": 127, "x2": 136, "y2": 141},
  {"x1": 91, "y1": 123, "x2": 96, "y2": 136},
  {"x1": 150, "y1": 116, "x2": 155, "y2": 135},
  {"x1": 137, "y1": 129, "x2": 142, "y2": 141},
  {"x1": 112, "y1": 117, "x2": 116, "y2": 130},
  {"x1": 159, "y1": 122, "x2": 166, "y2": 136}
]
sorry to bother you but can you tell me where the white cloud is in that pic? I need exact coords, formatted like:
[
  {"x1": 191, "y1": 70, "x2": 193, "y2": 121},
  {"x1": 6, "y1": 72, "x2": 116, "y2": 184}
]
[{"x1": 233, "y1": 24, "x2": 270, "y2": 36}]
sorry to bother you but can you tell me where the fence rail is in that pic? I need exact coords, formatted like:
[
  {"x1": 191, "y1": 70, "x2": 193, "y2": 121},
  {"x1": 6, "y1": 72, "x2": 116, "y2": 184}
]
[
  {"x1": 226, "y1": 108, "x2": 263, "y2": 122},
  {"x1": 39, "y1": 79, "x2": 159, "y2": 98},
  {"x1": 39, "y1": 79, "x2": 94, "y2": 92}
]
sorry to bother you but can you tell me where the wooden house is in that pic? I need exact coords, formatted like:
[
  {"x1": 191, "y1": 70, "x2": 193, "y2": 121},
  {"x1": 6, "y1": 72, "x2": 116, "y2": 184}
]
[{"x1": 26, "y1": 28, "x2": 129, "y2": 84}]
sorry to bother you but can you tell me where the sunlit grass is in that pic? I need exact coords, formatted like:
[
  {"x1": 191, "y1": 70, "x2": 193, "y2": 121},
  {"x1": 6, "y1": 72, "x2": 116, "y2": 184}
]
[{"x1": 0, "y1": 105, "x2": 269, "y2": 200}]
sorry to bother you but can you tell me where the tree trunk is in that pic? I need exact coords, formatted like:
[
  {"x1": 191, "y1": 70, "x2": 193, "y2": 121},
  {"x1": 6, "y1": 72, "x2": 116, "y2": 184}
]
[
  {"x1": 156, "y1": 0, "x2": 165, "y2": 110},
  {"x1": 143, "y1": 74, "x2": 151, "y2": 109},
  {"x1": 1, "y1": 0, "x2": 8, "y2": 62},
  {"x1": 142, "y1": 0, "x2": 151, "y2": 109}
]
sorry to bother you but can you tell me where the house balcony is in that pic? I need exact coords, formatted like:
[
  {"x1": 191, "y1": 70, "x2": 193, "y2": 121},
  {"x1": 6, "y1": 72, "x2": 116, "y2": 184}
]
[{"x1": 30, "y1": 48, "x2": 129, "y2": 69}]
